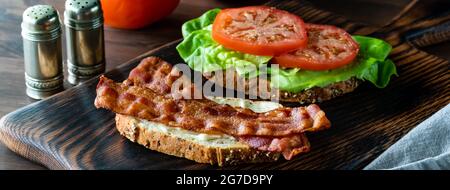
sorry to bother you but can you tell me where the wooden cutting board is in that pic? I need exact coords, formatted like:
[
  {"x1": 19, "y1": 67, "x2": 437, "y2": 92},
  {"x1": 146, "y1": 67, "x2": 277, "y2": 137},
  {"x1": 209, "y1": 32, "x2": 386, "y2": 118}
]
[{"x1": 0, "y1": 0, "x2": 448, "y2": 170}]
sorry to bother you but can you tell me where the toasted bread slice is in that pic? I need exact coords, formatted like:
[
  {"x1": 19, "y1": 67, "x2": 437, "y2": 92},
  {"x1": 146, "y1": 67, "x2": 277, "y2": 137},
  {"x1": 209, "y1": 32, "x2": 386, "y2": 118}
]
[{"x1": 115, "y1": 114, "x2": 281, "y2": 166}]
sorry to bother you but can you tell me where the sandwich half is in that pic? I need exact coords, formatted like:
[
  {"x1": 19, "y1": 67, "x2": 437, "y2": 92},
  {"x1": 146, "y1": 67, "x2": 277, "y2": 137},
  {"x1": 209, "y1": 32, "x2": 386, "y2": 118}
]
[
  {"x1": 95, "y1": 57, "x2": 330, "y2": 166},
  {"x1": 176, "y1": 7, "x2": 397, "y2": 103}
]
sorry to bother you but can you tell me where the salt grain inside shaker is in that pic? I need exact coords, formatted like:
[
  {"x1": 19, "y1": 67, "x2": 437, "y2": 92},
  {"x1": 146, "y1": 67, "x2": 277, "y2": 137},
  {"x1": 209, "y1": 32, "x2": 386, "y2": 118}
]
[
  {"x1": 64, "y1": 0, "x2": 105, "y2": 85},
  {"x1": 21, "y1": 5, "x2": 64, "y2": 99}
]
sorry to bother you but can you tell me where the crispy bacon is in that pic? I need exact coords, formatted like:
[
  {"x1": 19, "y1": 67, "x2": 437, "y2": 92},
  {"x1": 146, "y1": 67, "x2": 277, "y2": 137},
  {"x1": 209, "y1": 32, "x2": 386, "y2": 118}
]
[
  {"x1": 94, "y1": 57, "x2": 331, "y2": 160},
  {"x1": 95, "y1": 76, "x2": 330, "y2": 136},
  {"x1": 124, "y1": 57, "x2": 201, "y2": 99},
  {"x1": 239, "y1": 135, "x2": 310, "y2": 160}
]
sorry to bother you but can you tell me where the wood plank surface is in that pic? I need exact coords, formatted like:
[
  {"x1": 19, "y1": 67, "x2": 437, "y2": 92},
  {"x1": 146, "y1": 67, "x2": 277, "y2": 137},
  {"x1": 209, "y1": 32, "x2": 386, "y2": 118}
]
[{"x1": 0, "y1": 0, "x2": 449, "y2": 169}]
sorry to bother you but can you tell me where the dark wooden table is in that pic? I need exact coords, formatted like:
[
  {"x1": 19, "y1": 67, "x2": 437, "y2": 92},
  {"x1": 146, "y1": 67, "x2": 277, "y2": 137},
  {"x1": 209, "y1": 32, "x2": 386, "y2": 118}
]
[{"x1": 0, "y1": 0, "x2": 448, "y2": 170}]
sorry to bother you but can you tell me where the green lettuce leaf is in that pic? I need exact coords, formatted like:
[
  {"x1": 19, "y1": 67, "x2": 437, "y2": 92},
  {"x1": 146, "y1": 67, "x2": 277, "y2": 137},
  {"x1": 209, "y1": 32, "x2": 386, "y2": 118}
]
[
  {"x1": 176, "y1": 9, "x2": 397, "y2": 93},
  {"x1": 271, "y1": 57, "x2": 396, "y2": 92},
  {"x1": 176, "y1": 9, "x2": 272, "y2": 75},
  {"x1": 181, "y1": 8, "x2": 220, "y2": 38},
  {"x1": 270, "y1": 36, "x2": 397, "y2": 92},
  {"x1": 353, "y1": 35, "x2": 392, "y2": 60}
]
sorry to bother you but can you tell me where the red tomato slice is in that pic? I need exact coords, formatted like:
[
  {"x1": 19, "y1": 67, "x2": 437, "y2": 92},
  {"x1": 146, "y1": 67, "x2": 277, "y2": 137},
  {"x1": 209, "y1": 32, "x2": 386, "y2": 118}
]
[
  {"x1": 273, "y1": 24, "x2": 359, "y2": 70},
  {"x1": 212, "y1": 6, "x2": 308, "y2": 56}
]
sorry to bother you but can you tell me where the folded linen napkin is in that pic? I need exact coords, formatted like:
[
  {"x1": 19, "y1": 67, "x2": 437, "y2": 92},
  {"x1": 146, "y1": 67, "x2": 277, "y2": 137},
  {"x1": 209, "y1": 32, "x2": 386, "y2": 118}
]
[{"x1": 365, "y1": 104, "x2": 450, "y2": 170}]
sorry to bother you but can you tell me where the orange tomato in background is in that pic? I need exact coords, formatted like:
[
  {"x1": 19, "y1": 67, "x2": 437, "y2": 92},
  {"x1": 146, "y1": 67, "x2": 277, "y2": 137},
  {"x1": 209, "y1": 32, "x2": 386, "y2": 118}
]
[{"x1": 100, "y1": 0, "x2": 180, "y2": 29}]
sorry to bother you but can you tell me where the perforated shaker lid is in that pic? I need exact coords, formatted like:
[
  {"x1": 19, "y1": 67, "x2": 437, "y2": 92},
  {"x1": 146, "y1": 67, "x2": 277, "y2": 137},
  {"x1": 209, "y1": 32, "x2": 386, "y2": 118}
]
[
  {"x1": 64, "y1": 0, "x2": 103, "y2": 30},
  {"x1": 21, "y1": 5, "x2": 61, "y2": 41}
]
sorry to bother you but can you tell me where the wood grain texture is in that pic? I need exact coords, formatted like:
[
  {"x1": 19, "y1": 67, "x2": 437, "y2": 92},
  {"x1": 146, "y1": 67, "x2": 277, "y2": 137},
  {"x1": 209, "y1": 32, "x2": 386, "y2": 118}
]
[
  {"x1": 0, "y1": 0, "x2": 449, "y2": 170},
  {"x1": 374, "y1": 0, "x2": 450, "y2": 47}
]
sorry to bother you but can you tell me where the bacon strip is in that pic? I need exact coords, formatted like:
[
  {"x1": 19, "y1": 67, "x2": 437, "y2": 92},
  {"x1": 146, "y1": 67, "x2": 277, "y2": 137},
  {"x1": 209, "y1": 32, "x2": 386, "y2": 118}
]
[
  {"x1": 123, "y1": 57, "x2": 201, "y2": 99},
  {"x1": 94, "y1": 57, "x2": 331, "y2": 160},
  {"x1": 95, "y1": 76, "x2": 329, "y2": 136},
  {"x1": 239, "y1": 135, "x2": 310, "y2": 160}
]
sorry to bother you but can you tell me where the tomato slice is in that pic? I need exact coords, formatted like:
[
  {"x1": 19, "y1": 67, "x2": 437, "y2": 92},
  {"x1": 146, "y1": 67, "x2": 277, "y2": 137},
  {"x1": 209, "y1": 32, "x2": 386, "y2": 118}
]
[
  {"x1": 212, "y1": 6, "x2": 308, "y2": 56},
  {"x1": 273, "y1": 24, "x2": 359, "y2": 70}
]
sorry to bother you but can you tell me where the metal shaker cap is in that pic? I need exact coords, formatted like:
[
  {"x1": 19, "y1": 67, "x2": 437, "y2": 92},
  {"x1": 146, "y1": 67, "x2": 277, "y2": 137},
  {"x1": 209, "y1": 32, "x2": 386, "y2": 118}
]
[
  {"x1": 64, "y1": 0, "x2": 103, "y2": 30},
  {"x1": 21, "y1": 5, "x2": 61, "y2": 41}
]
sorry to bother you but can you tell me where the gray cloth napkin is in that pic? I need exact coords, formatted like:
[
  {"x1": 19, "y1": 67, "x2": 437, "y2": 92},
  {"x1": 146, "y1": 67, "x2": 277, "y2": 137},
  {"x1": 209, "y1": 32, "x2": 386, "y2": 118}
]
[{"x1": 365, "y1": 103, "x2": 450, "y2": 170}]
